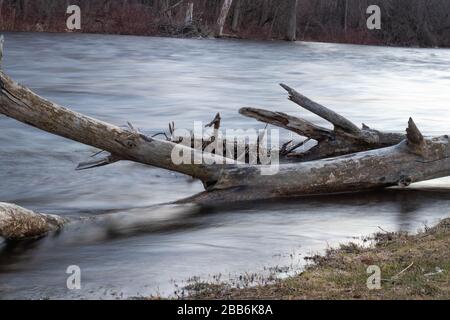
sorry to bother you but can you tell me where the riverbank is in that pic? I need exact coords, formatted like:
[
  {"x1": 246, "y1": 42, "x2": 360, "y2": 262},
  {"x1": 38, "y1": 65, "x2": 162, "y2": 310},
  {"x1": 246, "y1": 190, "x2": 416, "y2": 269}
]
[
  {"x1": 2, "y1": 0, "x2": 450, "y2": 48},
  {"x1": 183, "y1": 218, "x2": 450, "y2": 300}
]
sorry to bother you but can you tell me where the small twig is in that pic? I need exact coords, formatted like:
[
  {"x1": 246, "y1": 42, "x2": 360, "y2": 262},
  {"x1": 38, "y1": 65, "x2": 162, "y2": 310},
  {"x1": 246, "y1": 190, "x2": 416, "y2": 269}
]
[
  {"x1": 164, "y1": 0, "x2": 185, "y2": 13},
  {"x1": 424, "y1": 267, "x2": 443, "y2": 277},
  {"x1": 288, "y1": 138, "x2": 311, "y2": 154},
  {"x1": 391, "y1": 262, "x2": 414, "y2": 280},
  {"x1": 90, "y1": 150, "x2": 106, "y2": 158},
  {"x1": 151, "y1": 132, "x2": 170, "y2": 140},
  {"x1": 126, "y1": 121, "x2": 136, "y2": 132},
  {"x1": 377, "y1": 226, "x2": 390, "y2": 233},
  {"x1": 280, "y1": 140, "x2": 293, "y2": 156}
]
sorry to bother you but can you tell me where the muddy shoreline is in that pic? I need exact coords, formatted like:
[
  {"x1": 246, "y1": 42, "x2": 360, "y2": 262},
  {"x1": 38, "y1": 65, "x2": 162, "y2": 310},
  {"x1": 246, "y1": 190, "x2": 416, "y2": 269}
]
[{"x1": 179, "y1": 218, "x2": 450, "y2": 300}]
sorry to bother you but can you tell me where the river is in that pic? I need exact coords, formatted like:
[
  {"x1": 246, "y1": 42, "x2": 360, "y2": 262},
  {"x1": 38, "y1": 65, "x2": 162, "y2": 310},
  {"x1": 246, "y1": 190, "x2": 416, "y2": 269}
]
[{"x1": 1, "y1": 32, "x2": 450, "y2": 299}]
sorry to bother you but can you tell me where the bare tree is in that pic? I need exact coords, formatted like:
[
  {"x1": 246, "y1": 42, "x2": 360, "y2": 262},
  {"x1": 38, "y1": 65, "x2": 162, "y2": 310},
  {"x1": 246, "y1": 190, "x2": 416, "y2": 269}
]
[
  {"x1": 231, "y1": 0, "x2": 240, "y2": 32},
  {"x1": 285, "y1": 0, "x2": 297, "y2": 41},
  {"x1": 185, "y1": 1, "x2": 194, "y2": 25},
  {"x1": 215, "y1": 0, "x2": 233, "y2": 37}
]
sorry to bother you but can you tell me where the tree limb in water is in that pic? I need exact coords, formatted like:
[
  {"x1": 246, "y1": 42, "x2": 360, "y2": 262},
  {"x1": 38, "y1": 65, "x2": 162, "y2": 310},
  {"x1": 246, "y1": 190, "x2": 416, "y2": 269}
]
[
  {"x1": 0, "y1": 202, "x2": 66, "y2": 240},
  {"x1": 2, "y1": 69, "x2": 450, "y2": 240}
]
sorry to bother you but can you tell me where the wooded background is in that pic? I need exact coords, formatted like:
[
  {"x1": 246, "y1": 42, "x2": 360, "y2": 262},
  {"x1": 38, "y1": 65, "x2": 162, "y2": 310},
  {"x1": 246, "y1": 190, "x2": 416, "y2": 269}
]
[{"x1": 0, "y1": 0, "x2": 449, "y2": 46}]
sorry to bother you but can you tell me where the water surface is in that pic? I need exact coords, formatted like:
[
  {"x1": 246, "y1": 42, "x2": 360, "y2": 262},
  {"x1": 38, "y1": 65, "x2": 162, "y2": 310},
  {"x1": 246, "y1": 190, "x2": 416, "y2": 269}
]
[{"x1": 1, "y1": 33, "x2": 450, "y2": 299}]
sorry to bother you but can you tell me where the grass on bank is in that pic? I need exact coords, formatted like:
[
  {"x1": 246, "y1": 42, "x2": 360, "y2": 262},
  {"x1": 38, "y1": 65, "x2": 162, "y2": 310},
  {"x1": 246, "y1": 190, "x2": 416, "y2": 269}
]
[{"x1": 183, "y1": 218, "x2": 449, "y2": 300}]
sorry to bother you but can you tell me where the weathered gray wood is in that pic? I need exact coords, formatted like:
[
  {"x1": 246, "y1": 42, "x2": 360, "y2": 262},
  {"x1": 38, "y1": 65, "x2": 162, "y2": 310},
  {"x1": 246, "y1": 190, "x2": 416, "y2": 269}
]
[
  {"x1": 0, "y1": 203, "x2": 66, "y2": 240},
  {"x1": 0, "y1": 71, "x2": 228, "y2": 186},
  {"x1": 191, "y1": 119, "x2": 450, "y2": 203},
  {"x1": 280, "y1": 83, "x2": 362, "y2": 135},
  {"x1": 240, "y1": 105, "x2": 405, "y2": 161},
  {"x1": 240, "y1": 107, "x2": 333, "y2": 142}
]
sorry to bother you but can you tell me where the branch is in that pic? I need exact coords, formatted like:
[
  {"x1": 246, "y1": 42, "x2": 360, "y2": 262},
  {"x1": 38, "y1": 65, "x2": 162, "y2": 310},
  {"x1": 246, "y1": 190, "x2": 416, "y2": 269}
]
[
  {"x1": 280, "y1": 83, "x2": 362, "y2": 135},
  {"x1": 239, "y1": 107, "x2": 333, "y2": 141}
]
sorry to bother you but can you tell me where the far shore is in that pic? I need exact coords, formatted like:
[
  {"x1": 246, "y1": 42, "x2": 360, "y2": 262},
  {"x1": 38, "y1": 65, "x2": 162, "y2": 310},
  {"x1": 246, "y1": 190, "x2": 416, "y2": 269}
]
[{"x1": 0, "y1": 29, "x2": 448, "y2": 50}]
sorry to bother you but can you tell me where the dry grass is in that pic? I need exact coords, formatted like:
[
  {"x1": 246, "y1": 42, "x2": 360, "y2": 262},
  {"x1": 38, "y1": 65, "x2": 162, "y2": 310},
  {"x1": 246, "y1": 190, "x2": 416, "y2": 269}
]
[{"x1": 184, "y1": 218, "x2": 450, "y2": 300}]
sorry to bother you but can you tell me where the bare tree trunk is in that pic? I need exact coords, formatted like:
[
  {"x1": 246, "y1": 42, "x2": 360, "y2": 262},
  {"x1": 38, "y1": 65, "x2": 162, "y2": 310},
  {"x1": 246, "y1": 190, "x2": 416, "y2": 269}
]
[
  {"x1": 285, "y1": 0, "x2": 298, "y2": 41},
  {"x1": 260, "y1": 0, "x2": 271, "y2": 26},
  {"x1": 231, "y1": 0, "x2": 241, "y2": 32},
  {"x1": 185, "y1": 1, "x2": 194, "y2": 26},
  {"x1": 215, "y1": 0, "x2": 233, "y2": 37},
  {"x1": 344, "y1": 0, "x2": 348, "y2": 36}
]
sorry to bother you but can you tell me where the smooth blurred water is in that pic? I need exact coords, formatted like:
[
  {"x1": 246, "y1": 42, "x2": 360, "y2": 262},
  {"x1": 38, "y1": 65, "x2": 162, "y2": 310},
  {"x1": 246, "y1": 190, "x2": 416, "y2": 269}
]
[{"x1": 1, "y1": 32, "x2": 450, "y2": 299}]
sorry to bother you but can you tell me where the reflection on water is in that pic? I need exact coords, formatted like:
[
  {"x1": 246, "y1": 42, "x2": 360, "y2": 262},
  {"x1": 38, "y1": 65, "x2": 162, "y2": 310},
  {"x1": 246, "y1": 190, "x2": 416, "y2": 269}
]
[{"x1": 1, "y1": 33, "x2": 450, "y2": 299}]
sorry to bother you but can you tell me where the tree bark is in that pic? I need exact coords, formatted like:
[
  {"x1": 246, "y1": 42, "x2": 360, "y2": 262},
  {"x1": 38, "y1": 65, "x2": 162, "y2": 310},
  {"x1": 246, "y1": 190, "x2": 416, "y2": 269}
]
[
  {"x1": 216, "y1": 0, "x2": 233, "y2": 37},
  {"x1": 285, "y1": 0, "x2": 298, "y2": 41},
  {"x1": 231, "y1": 0, "x2": 241, "y2": 32},
  {"x1": 0, "y1": 202, "x2": 66, "y2": 240},
  {"x1": 185, "y1": 2, "x2": 194, "y2": 26},
  {"x1": 192, "y1": 122, "x2": 450, "y2": 203}
]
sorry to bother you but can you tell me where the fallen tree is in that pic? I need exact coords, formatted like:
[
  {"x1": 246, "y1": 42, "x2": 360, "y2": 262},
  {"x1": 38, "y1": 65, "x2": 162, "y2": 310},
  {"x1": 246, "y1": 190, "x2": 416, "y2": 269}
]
[{"x1": 1, "y1": 54, "x2": 450, "y2": 240}]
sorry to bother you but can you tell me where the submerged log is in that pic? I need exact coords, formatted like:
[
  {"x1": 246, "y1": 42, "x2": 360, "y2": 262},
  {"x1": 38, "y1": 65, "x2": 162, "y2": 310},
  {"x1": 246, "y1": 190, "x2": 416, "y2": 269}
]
[{"x1": 0, "y1": 203, "x2": 66, "y2": 240}]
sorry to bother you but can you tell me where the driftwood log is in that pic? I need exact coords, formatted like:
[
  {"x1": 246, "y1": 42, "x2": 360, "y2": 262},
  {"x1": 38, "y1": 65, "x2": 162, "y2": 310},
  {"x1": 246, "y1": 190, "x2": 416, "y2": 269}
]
[
  {"x1": 0, "y1": 202, "x2": 66, "y2": 240},
  {"x1": 1, "y1": 60, "x2": 450, "y2": 239}
]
